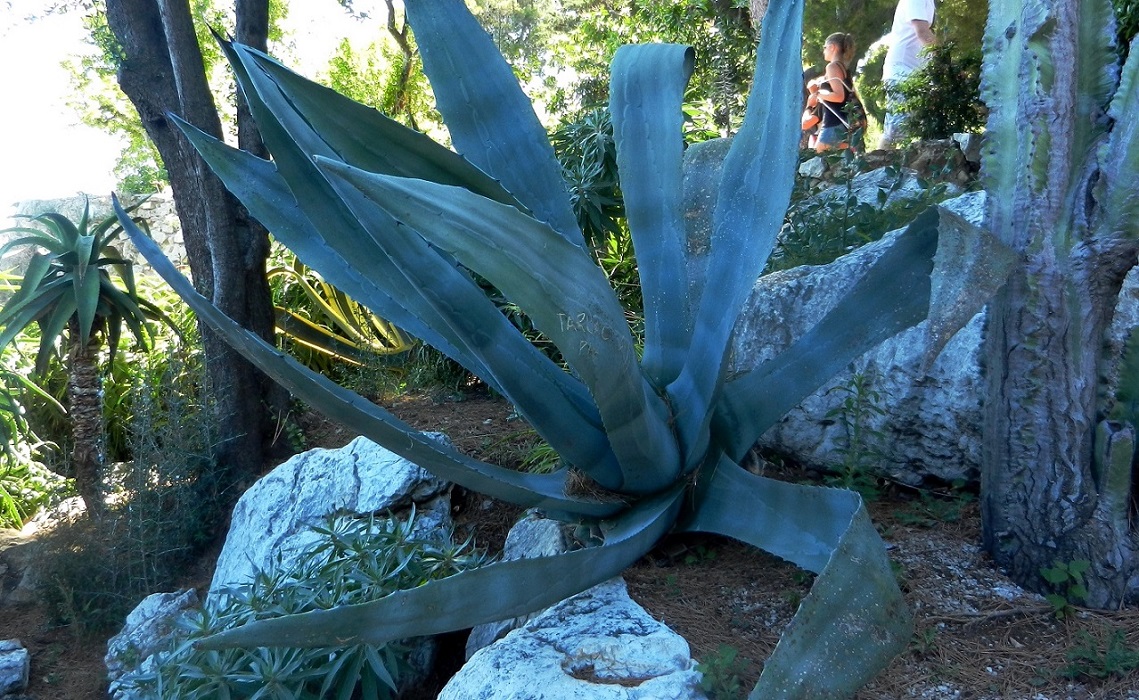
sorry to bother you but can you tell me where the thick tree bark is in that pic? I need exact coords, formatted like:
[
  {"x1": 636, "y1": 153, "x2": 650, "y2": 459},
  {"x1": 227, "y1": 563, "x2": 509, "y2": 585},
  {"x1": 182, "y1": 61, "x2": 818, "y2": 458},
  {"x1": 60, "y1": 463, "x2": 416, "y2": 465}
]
[
  {"x1": 105, "y1": 0, "x2": 283, "y2": 484},
  {"x1": 67, "y1": 327, "x2": 105, "y2": 517}
]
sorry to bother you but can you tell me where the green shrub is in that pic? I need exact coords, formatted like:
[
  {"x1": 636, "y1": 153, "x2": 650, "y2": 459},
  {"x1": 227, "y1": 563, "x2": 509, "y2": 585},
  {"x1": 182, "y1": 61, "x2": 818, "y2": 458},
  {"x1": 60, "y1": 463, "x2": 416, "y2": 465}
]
[
  {"x1": 35, "y1": 344, "x2": 228, "y2": 632},
  {"x1": 115, "y1": 511, "x2": 489, "y2": 700},
  {"x1": 892, "y1": 42, "x2": 986, "y2": 141}
]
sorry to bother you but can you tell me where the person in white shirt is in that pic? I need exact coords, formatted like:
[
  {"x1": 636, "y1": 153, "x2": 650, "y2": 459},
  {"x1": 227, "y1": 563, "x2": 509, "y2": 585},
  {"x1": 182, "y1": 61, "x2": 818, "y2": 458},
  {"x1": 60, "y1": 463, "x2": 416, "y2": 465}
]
[{"x1": 879, "y1": 0, "x2": 936, "y2": 149}]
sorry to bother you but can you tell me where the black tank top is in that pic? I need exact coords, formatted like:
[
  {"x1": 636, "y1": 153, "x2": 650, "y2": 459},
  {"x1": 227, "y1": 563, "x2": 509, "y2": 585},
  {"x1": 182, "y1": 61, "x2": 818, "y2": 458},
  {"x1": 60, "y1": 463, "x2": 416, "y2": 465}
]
[{"x1": 820, "y1": 64, "x2": 853, "y2": 128}]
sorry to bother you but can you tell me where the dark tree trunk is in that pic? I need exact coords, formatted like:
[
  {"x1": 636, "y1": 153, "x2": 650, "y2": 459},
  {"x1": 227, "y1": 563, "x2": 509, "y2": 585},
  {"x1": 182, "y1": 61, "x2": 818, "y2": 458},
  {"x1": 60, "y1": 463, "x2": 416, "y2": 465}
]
[
  {"x1": 67, "y1": 326, "x2": 105, "y2": 517},
  {"x1": 105, "y1": 0, "x2": 284, "y2": 486}
]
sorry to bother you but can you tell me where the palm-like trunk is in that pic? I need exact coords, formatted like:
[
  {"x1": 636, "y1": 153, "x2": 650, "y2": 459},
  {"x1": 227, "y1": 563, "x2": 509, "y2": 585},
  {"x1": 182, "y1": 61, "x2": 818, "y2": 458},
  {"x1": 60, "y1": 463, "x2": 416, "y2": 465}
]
[{"x1": 67, "y1": 324, "x2": 105, "y2": 518}]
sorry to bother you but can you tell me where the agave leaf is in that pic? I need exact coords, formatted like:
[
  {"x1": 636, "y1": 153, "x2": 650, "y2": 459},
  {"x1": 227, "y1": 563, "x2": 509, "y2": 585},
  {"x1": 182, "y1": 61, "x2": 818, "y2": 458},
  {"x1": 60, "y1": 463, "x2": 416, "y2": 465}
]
[
  {"x1": 115, "y1": 197, "x2": 620, "y2": 520},
  {"x1": 315, "y1": 160, "x2": 680, "y2": 494},
  {"x1": 679, "y1": 457, "x2": 910, "y2": 699},
  {"x1": 198, "y1": 486, "x2": 684, "y2": 650},
  {"x1": 0, "y1": 232, "x2": 67, "y2": 258},
  {"x1": 609, "y1": 43, "x2": 694, "y2": 386},
  {"x1": 172, "y1": 116, "x2": 491, "y2": 380},
  {"x1": 665, "y1": 0, "x2": 805, "y2": 468},
  {"x1": 718, "y1": 206, "x2": 1014, "y2": 460},
  {"x1": 176, "y1": 120, "x2": 622, "y2": 485},
  {"x1": 311, "y1": 161, "x2": 624, "y2": 488},
  {"x1": 233, "y1": 45, "x2": 522, "y2": 209},
  {"x1": 403, "y1": 0, "x2": 582, "y2": 245}
]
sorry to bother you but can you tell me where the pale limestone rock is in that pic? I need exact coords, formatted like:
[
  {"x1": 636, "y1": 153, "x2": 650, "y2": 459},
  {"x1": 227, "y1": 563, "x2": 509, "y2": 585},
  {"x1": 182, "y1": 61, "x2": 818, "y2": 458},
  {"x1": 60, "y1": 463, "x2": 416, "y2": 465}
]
[{"x1": 441, "y1": 579, "x2": 706, "y2": 700}]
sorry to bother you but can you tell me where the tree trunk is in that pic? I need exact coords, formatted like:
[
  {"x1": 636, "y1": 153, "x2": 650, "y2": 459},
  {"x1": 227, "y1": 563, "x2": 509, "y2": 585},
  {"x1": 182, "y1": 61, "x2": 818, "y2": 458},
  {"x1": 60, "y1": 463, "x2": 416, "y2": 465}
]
[
  {"x1": 67, "y1": 325, "x2": 105, "y2": 517},
  {"x1": 979, "y1": 0, "x2": 1139, "y2": 608},
  {"x1": 105, "y1": 0, "x2": 284, "y2": 485}
]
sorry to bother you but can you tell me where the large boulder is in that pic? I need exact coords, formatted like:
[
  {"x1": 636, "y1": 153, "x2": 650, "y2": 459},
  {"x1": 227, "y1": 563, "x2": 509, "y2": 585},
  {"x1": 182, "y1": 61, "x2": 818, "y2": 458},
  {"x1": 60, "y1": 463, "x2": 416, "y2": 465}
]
[
  {"x1": 0, "y1": 640, "x2": 29, "y2": 696},
  {"x1": 210, "y1": 435, "x2": 452, "y2": 593},
  {"x1": 732, "y1": 191, "x2": 988, "y2": 484},
  {"x1": 441, "y1": 578, "x2": 706, "y2": 700}
]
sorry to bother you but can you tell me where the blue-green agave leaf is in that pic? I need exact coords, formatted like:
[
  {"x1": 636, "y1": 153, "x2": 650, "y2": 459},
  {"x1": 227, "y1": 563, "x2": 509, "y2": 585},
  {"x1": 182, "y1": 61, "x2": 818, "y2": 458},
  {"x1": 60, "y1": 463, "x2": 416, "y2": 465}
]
[
  {"x1": 198, "y1": 486, "x2": 684, "y2": 650},
  {"x1": 313, "y1": 159, "x2": 623, "y2": 488},
  {"x1": 172, "y1": 117, "x2": 492, "y2": 383},
  {"x1": 679, "y1": 457, "x2": 910, "y2": 699},
  {"x1": 315, "y1": 160, "x2": 681, "y2": 494},
  {"x1": 666, "y1": 0, "x2": 805, "y2": 468},
  {"x1": 609, "y1": 43, "x2": 694, "y2": 386},
  {"x1": 0, "y1": 278, "x2": 70, "y2": 352},
  {"x1": 403, "y1": 0, "x2": 582, "y2": 245},
  {"x1": 177, "y1": 101, "x2": 620, "y2": 485},
  {"x1": 234, "y1": 45, "x2": 522, "y2": 210},
  {"x1": 114, "y1": 197, "x2": 621, "y2": 520}
]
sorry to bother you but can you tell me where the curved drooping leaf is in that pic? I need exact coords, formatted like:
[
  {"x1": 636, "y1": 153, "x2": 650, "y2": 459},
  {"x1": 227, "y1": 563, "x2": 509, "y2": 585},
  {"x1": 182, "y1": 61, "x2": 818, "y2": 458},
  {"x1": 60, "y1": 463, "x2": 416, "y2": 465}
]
[
  {"x1": 115, "y1": 198, "x2": 621, "y2": 520},
  {"x1": 175, "y1": 120, "x2": 612, "y2": 467},
  {"x1": 315, "y1": 160, "x2": 681, "y2": 495},
  {"x1": 198, "y1": 486, "x2": 685, "y2": 650},
  {"x1": 665, "y1": 0, "x2": 806, "y2": 469},
  {"x1": 679, "y1": 457, "x2": 910, "y2": 700},
  {"x1": 609, "y1": 43, "x2": 694, "y2": 387},
  {"x1": 403, "y1": 0, "x2": 582, "y2": 246}
]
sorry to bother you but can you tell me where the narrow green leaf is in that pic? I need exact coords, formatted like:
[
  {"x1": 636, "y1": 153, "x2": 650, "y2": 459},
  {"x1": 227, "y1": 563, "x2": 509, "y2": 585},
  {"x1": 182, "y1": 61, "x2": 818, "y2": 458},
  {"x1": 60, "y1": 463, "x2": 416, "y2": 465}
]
[
  {"x1": 35, "y1": 296, "x2": 76, "y2": 375},
  {"x1": 198, "y1": 487, "x2": 684, "y2": 650},
  {"x1": 403, "y1": 0, "x2": 582, "y2": 245},
  {"x1": 609, "y1": 43, "x2": 694, "y2": 386},
  {"x1": 680, "y1": 458, "x2": 910, "y2": 700},
  {"x1": 73, "y1": 242, "x2": 101, "y2": 344},
  {"x1": 115, "y1": 197, "x2": 621, "y2": 519},
  {"x1": 315, "y1": 161, "x2": 680, "y2": 494}
]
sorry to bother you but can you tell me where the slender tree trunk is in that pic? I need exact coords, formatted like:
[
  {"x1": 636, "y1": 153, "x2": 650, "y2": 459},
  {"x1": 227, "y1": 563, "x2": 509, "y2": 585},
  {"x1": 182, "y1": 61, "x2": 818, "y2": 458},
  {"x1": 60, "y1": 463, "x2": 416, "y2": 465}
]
[
  {"x1": 105, "y1": 0, "x2": 284, "y2": 486},
  {"x1": 67, "y1": 326, "x2": 105, "y2": 517}
]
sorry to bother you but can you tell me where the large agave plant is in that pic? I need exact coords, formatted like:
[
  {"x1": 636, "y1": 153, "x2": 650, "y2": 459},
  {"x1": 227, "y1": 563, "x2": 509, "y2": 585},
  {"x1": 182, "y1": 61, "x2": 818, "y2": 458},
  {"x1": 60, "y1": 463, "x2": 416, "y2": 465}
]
[{"x1": 117, "y1": 1, "x2": 1011, "y2": 696}]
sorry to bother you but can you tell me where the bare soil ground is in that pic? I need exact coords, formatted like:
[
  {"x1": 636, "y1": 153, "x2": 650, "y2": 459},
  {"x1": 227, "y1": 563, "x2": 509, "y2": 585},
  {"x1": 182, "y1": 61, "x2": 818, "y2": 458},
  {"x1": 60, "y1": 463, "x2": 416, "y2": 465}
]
[{"x1": 3, "y1": 390, "x2": 1138, "y2": 699}]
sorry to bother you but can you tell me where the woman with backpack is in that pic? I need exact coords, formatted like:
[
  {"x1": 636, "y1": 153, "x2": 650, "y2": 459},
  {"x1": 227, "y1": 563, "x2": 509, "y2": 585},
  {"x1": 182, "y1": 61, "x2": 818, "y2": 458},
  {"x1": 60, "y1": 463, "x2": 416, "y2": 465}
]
[{"x1": 804, "y1": 33, "x2": 865, "y2": 153}]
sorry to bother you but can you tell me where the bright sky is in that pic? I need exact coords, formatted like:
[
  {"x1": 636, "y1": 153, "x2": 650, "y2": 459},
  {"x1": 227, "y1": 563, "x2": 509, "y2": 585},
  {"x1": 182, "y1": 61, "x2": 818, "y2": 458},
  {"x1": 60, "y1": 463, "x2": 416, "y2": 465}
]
[{"x1": 0, "y1": 0, "x2": 386, "y2": 225}]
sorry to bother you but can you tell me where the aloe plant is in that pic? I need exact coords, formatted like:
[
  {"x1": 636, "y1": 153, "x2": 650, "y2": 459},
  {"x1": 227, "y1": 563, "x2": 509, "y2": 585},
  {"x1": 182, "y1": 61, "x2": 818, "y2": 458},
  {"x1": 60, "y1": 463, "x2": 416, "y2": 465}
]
[
  {"x1": 0, "y1": 199, "x2": 174, "y2": 516},
  {"x1": 115, "y1": 1, "x2": 1012, "y2": 696}
]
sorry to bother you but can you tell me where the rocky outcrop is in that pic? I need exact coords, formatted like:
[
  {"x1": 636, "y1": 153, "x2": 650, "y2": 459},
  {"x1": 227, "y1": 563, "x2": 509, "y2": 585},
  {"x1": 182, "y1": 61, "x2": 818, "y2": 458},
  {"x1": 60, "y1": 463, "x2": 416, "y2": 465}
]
[
  {"x1": 440, "y1": 578, "x2": 706, "y2": 700},
  {"x1": 210, "y1": 435, "x2": 452, "y2": 593}
]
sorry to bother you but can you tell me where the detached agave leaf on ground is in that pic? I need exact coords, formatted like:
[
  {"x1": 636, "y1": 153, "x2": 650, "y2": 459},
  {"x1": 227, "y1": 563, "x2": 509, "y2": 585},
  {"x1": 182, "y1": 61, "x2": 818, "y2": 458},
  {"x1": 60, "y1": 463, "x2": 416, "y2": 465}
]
[{"x1": 116, "y1": 0, "x2": 1013, "y2": 696}]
